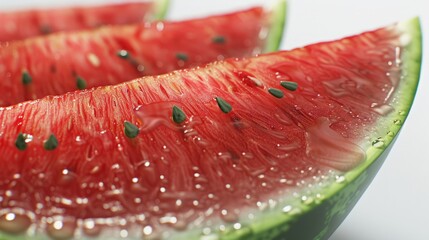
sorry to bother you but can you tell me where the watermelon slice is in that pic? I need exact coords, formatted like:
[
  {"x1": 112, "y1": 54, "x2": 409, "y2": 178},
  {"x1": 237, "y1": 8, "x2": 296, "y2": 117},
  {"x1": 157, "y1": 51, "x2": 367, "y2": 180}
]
[
  {"x1": 0, "y1": 1, "x2": 286, "y2": 107},
  {"x1": 0, "y1": 18, "x2": 421, "y2": 240},
  {"x1": 0, "y1": 0, "x2": 169, "y2": 42}
]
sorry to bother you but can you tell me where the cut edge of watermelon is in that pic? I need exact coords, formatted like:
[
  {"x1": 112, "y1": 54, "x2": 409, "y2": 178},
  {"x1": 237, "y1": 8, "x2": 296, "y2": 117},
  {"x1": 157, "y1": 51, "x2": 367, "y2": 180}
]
[
  {"x1": 173, "y1": 18, "x2": 421, "y2": 240},
  {"x1": 153, "y1": 0, "x2": 170, "y2": 20},
  {"x1": 263, "y1": 0, "x2": 287, "y2": 52}
]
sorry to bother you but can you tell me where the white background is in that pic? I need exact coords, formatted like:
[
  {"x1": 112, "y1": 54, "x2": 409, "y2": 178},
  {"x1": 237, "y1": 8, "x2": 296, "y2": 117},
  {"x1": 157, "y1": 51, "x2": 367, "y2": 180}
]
[{"x1": 2, "y1": 0, "x2": 429, "y2": 239}]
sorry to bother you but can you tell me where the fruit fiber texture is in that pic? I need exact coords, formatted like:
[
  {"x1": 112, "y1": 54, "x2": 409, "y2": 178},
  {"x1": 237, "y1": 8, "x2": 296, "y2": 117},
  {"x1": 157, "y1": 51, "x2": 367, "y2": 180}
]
[
  {"x1": 0, "y1": 18, "x2": 421, "y2": 240},
  {"x1": 0, "y1": 1, "x2": 164, "y2": 42},
  {"x1": 0, "y1": 5, "x2": 282, "y2": 107}
]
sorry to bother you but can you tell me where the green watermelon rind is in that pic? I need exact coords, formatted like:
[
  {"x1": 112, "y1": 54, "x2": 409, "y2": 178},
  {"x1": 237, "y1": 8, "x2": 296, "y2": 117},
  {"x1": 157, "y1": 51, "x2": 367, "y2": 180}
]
[
  {"x1": 213, "y1": 17, "x2": 422, "y2": 240},
  {"x1": 153, "y1": 0, "x2": 170, "y2": 20},
  {"x1": 264, "y1": 0, "x2": 287, "y2": 53}
]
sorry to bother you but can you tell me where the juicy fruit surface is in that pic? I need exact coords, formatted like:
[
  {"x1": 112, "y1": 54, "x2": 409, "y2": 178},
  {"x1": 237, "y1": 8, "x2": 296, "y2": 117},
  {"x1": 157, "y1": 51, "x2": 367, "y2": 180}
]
[
  {"x1": 0, "y1": 23, "x2": 409, "y2": 239},
  {"x1": 0, "y1": 2, "x2": 155, "y2": 42},
  {"x1": 0, "y1": 7, "x2": 270, "y2": 107}
]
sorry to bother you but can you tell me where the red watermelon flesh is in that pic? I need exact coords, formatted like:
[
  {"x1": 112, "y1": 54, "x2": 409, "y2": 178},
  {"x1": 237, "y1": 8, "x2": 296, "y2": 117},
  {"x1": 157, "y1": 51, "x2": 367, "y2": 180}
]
[
  {"x1": 0, "y1": 6, "x2": 276, "y2": 107},
  {"x1": 0, "y1": 21, "x2": 412, "y2": 238},
  {"x1": 0, "y1": 1, "x2": 159, "y2": 42}
]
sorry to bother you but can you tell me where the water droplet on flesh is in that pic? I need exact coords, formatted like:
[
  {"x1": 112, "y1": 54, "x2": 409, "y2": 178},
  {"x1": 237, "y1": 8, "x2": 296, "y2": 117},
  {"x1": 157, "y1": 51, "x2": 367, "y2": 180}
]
[
  {"x1": 258, "y1": 27, "x2": 268, "y2": 40},
  {"x1": 372, "y1": 138, "x2": 385, "y2": 149},
  {"x1": 398, "y1": 110, "x2": 406, "y2": 116},
  {"x1": 395, "y1": 46, "x2": 402, "y2": 66},
  {"x1": 0, "y1": 212, "x2": 32, "y2": 234},
  {"x1": 315, "y1": 193, "x2": 325, "y2": 203},
  {"x1": 282, "y1": 205, "x2": 293, "y2": 213},
  {"x1": 87, "y1": 53, "x2": 100, "y2": 67},
  {"x1": 220, "y1": 209, "x2": 238, "y2": 223},
  {"x1": 233, "y1": 222, "x2": 242, "y2": 230},
  {"x1": 301, "y1": 196, "x2": 314, "y2": 205},
  {"x1": 59, "y1": 169, "x2": 76, "y2": 185},
  {"x1": 159, "y1": 216, "x2": 177, "y2": 225},
  {"x1": 371, "y1": 104, "x2": 394, "y2": 116},
  {"x1": 137, "y1": 65, "x2": 145, "y2": 72},
  {"x1": 156, "y1": 22, "x2": 165, "y2": 31},
  {"x1": 119, "y1": 229, "x2": 128, "y2": 238},
  {"x1": 202, "y1": 227, "x2": 211, "y2": 235},
  {"x1": 335, "y1": 175, "x2": 346, "y2": 183},
  {"x1": 143, "y1": 225, "x2": 153, "y2": 236},
  {"x1": 46, "y1": 217, "x2": 77, "y2": 240},
  {"x1": 82, "y1": 219, "x2": 102, "y2": 237},
  {"x1": 283, "y1": 205, "x2": 302, "y2": 215}
]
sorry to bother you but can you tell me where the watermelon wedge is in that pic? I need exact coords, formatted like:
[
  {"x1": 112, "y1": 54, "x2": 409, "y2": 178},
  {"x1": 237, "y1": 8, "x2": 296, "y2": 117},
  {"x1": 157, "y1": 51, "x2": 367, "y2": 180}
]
[
  {"x1": 0, "y1": 1, "x2": 286, "y2": 107},
  {"x1": 0, "y1": 0, "x2": 169, "y2": 42},
  {"x1": 0, "y1": 17, "x2": 421, "y2": 240}
]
